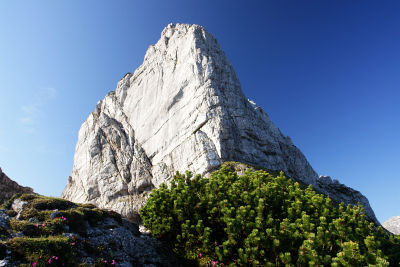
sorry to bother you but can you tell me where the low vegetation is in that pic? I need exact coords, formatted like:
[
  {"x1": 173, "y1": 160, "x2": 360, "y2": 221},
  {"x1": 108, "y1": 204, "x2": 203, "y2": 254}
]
[
  {"x1": 141, "y1": 162, "x2": 400, "y2": 266},
  {"x1": 2, "y1": 162, "x2": 400, "y2": 266},
  {"x1": 0, "y1": 194, "x2": 122, "y2": 266}
]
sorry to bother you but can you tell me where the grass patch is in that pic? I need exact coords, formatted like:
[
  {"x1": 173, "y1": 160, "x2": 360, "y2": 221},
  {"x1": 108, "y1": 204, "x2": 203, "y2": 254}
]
[
  {"x1": 10, "y1": 218, "x2": 65, "y2": 237},
  {"x1": 31, "y1": 197, "x2": 76, "y2": 211},
  {"x1": 7, "y1": 235, "x2": 77, "y2": 266},
  {"x1": 0, "y1": 193, "x2": 125, "y2": 265}
]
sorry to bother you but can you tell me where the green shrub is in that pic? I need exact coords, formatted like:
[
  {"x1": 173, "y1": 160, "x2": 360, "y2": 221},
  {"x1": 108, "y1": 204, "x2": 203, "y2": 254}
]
[
  {"x1": 141, "y1": 165, "x2": 400, "y2": 266},
  {"x1": 7, "y1": 236, "x2": 77, "y2": 266},
  {"x1": 0, "y1": 193, "x2": 125, "y2": 265},
  {"x1": 31, "y1": 197, "x2": 76, "y2": 211},
  {"x1": 0, "y1": 193, "x2": 23, "y2": 209},
  {"x1": 10, "y1": 218, "x2": 65, "y2": 237}
]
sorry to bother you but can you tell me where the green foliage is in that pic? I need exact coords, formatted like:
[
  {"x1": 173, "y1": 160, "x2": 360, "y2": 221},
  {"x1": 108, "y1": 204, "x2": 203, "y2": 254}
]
[
  {"x1": 30, "y1": 196, "x2": 76, "y2": 211},
  {"x1": 1, "y1": 193, "x2": 124, "y2": 266},
  {"x1": 0, "y1": 193, "x2": 23, "y2": 209},
  {"x1": 7, "y1": 236, "x2": 77, "y2": 266},
  {"x1": 9, "y1": 218, "x2": 65, "y2": 237},
  {"x1": 141, "y1": 164, "x2": 400, "y2": 266}
]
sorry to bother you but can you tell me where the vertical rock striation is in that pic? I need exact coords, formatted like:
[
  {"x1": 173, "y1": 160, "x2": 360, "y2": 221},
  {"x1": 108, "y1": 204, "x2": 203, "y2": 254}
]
[
  {"x1": 62, "y1": 23, "x2": 378, "y2": 224},
  {"x1": 0, "y1": 168, "x2": 33, "y2": 204}
]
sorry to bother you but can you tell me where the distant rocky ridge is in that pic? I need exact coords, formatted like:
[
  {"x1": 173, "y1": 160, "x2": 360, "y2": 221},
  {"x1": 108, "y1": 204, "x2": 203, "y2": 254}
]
[
  {"x1": 315, "y1": 175, "x2": 377, "y2": 223},
  {"x1": 0, "y1": 168, "x2": 33, "y2": 204},
  {"x1": 383, "y1": 216, "x2": 400, "y2": 235},
  {"x1": 62, "y1": 23, "x2": 378, "y2": 224}
]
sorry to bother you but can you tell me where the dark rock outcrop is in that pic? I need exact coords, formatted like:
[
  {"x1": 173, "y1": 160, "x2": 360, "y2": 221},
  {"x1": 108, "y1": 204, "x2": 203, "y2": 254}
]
[{"x1": 0, "y1": 168, "x2": 33, "y2": 204}]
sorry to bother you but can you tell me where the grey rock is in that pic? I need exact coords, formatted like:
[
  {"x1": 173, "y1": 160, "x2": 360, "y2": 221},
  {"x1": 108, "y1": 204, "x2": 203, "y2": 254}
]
[
  {"x1": 62, "y1": 23, "x2": 378, "y2": 224},
  {"x1": 0, "y1": 168, "x2": 33, "y2": 204},
  {"x1": 0, "y1": 258, "x2": 18, "y2": 267},
  {"x1": 383, "y1": 216, "x2": 400, "y2": 234},
  {"x1": 100, "y1": 217, "x2": 119, "y2": 229},
  {"x1": 50, "y1": 210, "x2": 62, "y2": 219},
  {"x1": 118, "y1": 262, "x2": 133, "y2": 267},
  {"x1": 63, "y1": 224, "x2": 70, "y2": 232},
  {"x1": 10, "y1": 232, "x2": 24, "y2": 238},
  {"x1": 55, "y1": 217, "x2": 179, "y2": 266},
  {"x1": 0, "y1": 211, "x2": 10, "y2": 230},
  {"x1": 80, "y1": 220, "x2": 182, "y2": 266},
  {"x1": 28, "y1": 217, "x2": 39, "y2": 223},
  {"x1": 62, "y1": 232, "x2": 79, "y2": 239},
  {"x1": 122, "y1": 218, "x2": 140, "y2": 236}
]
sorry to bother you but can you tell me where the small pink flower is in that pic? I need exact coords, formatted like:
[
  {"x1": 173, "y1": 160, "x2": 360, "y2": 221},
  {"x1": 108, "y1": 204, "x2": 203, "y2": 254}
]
[
  {"x1": 71, "y1": 242, "x2": 76, "y2": 245},
  {"x1": 199, "y1": 253, "x2": 202, "y2": 258},
  {"x1": 212, "y1": 261, "x2": 216, "y2": 266},
  {"x1": 55, "y1": 257, "x2": 58, "y2": 260},
  {"x1": 48, "y1": 259, "x2": 52, "y2": 264},
  {"x1": 52, "y1": 256, "x2": 55, "y2": 258},
  {"x1": 35, "y1": 224, "x2": 39, "y2": 227},
  {"x1": 32, "y1": 263, "x2": 37, "y2": 266},
  {"x1": 104, "y1": 260, "x2": 107, "y2": 263},
  {"x1": 111, "y1": 260, "x2": 115, "y2": 265},
  {"x1": 42, "y1": 224, "x2": 45, "y2": 226}
]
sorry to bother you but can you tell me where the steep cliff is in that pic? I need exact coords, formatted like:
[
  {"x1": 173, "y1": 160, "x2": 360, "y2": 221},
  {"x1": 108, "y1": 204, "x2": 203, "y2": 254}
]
[{"x1": 62, "y1": 23, "x2": 377, "y2": 224}]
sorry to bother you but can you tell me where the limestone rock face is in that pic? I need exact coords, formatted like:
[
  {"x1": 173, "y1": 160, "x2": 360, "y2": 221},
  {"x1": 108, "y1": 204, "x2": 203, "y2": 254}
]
[
  {"x1": 0, "y1": 168, "x2": 33, "y2": 204},
  {"x1": 383, "y1": 216, "x2": 400, "y2": 234},
  {"x1": 62, "y1": 23, "x2": 378, "y2": 224}
]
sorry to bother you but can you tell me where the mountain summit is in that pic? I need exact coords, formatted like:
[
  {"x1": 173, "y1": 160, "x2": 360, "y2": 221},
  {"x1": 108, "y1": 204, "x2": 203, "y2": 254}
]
[{"x1": 62, "y1": 23, "x2": 377, "y2": 223}]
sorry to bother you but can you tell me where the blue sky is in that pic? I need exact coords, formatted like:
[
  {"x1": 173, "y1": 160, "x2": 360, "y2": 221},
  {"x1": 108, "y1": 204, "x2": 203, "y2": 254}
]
[{"x1": 0, "y1": 1, "x2": 399, "y2": 223}]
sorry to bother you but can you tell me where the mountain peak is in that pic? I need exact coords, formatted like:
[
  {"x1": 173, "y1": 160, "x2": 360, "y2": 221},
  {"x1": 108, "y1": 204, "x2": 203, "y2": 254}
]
[{"x1": 62, "y1": 24, "x2": 377, "y2": 224}]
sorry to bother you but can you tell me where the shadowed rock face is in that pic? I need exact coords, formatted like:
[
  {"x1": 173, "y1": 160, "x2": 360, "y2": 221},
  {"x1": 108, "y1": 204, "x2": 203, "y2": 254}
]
[
  {"x1": 62, "y1": 23, "x2": 378, "y2": 224},
  {"x1": 383, "y1": 216, "x2": 400, "y2": 234},
  {"x1": 0, "y1": 168, "x2": 33, "y2": 204}
]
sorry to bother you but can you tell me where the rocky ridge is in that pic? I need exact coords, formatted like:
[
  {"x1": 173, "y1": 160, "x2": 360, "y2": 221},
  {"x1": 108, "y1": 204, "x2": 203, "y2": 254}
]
[
  {"x1": 0, "y1": 168, "x2": 33, "y2": 204},
  {"x1": 383, "y1": 216, "x2": 400, "y2": 235},
  {"x1": 62, "y1": 23, "x2": 378, "y2": 224}
]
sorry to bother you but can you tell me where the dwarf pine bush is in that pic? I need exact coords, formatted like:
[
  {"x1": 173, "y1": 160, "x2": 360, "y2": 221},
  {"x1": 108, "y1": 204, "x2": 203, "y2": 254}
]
[{"x1": 140, "y1": 164, "x2": 400, "y2": 266}]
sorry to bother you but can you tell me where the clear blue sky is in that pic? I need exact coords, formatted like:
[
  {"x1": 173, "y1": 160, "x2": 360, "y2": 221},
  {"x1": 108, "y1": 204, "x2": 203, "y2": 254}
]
[{"x1": 1, "y1": 1, "x2": 399, "y2": 224}]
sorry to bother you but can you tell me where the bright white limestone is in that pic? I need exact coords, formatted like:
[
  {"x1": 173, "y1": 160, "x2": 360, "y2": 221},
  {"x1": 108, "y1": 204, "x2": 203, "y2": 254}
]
[
  {"x1": 62, "y1": 23, "x2": 378, "y2": 224},
  {"x1": 383, "y1": 216, "x2": 400, "y2": 234}
]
